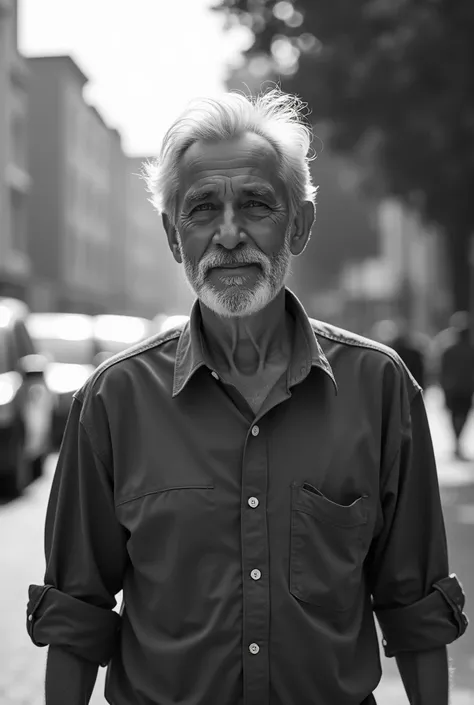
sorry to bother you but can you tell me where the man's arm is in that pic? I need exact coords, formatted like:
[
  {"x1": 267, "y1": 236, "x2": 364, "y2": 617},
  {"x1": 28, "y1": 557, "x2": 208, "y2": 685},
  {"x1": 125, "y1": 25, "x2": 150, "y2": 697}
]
[
  {"x1": 26, "y1": 395, "x2": 127, "y2": 705},
  {"x1": 45, "y1": 647, "x2": 98, "y2": 705},
  {"x1": 368, "y1": 386, "x2": 467, "y2": 705},
  {"x1": 396, "y1": 648, "x2": 448, "y2": 705}
]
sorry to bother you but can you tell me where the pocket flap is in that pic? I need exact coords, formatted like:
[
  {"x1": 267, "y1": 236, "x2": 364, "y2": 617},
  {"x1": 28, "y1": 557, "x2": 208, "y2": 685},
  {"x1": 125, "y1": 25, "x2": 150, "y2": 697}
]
[{"x1": 292, "y1": 482, "x2": 367, "y2": 527}]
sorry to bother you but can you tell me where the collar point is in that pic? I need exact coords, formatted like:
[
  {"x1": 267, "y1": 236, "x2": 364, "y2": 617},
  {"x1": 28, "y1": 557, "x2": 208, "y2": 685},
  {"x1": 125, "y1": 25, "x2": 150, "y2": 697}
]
[{"x1": 171, "y1": 383, "x2": 183, "y2": 398}]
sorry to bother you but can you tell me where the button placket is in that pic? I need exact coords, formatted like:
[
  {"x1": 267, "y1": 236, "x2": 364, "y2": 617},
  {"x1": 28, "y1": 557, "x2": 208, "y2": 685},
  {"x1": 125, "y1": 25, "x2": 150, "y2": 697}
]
[{"x1": 241, "y1": 421, "x2": 270, "y2": 704}]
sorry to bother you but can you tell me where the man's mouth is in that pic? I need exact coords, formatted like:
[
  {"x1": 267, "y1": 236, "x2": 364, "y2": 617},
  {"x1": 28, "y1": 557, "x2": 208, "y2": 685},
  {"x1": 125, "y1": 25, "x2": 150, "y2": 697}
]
[{"x1": 212, "y1": 262, "x2": 261, "y2": 270}]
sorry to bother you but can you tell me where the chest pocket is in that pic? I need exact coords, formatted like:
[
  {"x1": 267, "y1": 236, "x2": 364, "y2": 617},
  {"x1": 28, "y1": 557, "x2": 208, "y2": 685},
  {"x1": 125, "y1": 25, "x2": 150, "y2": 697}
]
[{"x1": 290, "y1": 481, "x2": 369, "y2": 612}]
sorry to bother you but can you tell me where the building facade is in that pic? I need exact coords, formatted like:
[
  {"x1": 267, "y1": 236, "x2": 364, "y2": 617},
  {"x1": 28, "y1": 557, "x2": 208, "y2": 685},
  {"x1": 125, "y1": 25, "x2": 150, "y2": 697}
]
[
  {"x1": 0, "y1": 0, "x2": 31, "y2": 299},
  {"x1": 60, "y1": 101, "x2": 113, "y2": 312},
  {"x1": 26, "y1": 55, "x2": 117, "y2": 314},
  {"x1": 108, "y1": 128, "x2": 128, "y2": 313},
  {"x1": 125, "y1": 157, "x2": 193, "y2": 318}
]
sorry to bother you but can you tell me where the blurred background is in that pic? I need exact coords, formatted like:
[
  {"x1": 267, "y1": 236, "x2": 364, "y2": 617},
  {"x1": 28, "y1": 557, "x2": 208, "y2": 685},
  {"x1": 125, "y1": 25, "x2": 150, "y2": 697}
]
[{"x1": 1, "y1": 0, "x2": 474, "y2": 703}]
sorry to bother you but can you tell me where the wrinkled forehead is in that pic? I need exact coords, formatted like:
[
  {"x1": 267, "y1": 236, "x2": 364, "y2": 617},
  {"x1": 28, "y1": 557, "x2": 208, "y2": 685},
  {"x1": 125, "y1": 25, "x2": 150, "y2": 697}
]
[{"x1": 177, "y1": 132, "x2": 287, "y2": 207}]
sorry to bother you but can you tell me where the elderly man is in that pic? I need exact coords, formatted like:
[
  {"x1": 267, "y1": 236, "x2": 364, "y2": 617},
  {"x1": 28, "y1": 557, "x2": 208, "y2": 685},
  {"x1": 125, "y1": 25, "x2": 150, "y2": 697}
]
[{"x1": 27, "y1": 90, "x2": 467, "y2": 705}]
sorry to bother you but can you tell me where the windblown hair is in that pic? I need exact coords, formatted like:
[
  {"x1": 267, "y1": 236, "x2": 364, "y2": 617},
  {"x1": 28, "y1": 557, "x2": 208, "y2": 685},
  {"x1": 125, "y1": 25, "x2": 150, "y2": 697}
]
[{"x1": 142, "y1": 89, "x2": 317, "y2": 222}]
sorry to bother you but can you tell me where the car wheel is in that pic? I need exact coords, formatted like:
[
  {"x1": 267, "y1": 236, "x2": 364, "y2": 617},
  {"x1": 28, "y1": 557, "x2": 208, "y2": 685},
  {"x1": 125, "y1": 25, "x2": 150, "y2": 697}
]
[{"x1": 2, "y1": 429, "x2": 30, "y2": 498}]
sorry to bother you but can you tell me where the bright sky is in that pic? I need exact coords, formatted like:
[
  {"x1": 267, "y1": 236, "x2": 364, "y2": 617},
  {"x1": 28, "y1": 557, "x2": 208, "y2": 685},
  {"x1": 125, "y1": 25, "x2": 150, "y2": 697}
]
[{"x1": 19, "y1": 0, "x2": 248, "y2": 156}]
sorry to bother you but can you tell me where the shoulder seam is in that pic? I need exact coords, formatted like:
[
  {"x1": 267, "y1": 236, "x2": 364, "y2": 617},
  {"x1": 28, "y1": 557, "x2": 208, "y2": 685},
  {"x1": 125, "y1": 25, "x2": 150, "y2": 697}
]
[
  {"x1": 75, "y1": 328, "x2": 183, "y2": 399},
  {"x1": 310, "y1": 322, "x2": 400, "y2": 363},
  {"x1": 310, "y1": 321, "x2": 422, "y2": 400}
]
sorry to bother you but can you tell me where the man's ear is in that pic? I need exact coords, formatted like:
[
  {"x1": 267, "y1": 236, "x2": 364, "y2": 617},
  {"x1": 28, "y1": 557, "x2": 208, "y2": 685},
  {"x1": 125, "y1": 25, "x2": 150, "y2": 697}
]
[
  {"x1": 162, "y1": 213, "x2": 182, "y2": 264},
  {"x1": 289, "y1": 201, "x2": 315, "y2": 257}
]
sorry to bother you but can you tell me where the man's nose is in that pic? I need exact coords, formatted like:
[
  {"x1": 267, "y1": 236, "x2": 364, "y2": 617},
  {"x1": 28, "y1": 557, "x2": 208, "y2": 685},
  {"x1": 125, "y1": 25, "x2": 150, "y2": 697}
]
[{"x1": 213, "y1": 206, "x2": 243, "y2": 249}]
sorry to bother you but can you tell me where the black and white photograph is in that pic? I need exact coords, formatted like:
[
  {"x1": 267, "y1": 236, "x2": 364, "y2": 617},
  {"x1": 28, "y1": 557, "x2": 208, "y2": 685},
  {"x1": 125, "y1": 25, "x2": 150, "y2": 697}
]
[{"x1": 0, "y1": 1, "x2": 473, "y2": 703}]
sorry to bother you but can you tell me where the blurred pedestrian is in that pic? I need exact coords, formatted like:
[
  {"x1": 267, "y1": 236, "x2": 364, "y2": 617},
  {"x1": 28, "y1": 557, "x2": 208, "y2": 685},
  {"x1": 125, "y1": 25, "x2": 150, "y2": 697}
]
[
  {"x1": 370, "y1": 318, "x2": 427, "y2": 389},
  {"x1": 433, "y1": 311, "x2": 470, "y2": 354},
  {"x1": 27, "y1": 90, "x2": 467, "y2": 705},
  {"x1": 438, "y1": 314, "x2": 474, "y2": 459},
  {"x1": 391, "y1": 319, "x2": 427, "y2": 390}
]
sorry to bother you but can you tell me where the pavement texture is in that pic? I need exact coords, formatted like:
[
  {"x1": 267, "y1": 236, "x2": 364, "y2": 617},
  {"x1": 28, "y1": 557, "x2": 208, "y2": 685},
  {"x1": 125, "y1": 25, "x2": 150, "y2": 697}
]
[{"x1": 1, "y1": 386, "x2": 473, "y2": 705}]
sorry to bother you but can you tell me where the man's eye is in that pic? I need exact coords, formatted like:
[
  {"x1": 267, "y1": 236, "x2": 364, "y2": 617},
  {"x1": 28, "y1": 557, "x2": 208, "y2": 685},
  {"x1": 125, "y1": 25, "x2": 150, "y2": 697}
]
[
  {"x1": 244, "y1": 200, "x2": 269, "y2": 209},
  {"x1": 192, "y1": 203, "x2": 214, "y2": 213}
]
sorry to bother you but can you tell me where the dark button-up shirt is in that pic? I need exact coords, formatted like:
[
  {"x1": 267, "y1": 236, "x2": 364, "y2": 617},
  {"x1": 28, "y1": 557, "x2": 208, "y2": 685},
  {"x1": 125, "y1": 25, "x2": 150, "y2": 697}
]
[{"x1": 27, "y1": 289, "x2": 467, "y2": 705}]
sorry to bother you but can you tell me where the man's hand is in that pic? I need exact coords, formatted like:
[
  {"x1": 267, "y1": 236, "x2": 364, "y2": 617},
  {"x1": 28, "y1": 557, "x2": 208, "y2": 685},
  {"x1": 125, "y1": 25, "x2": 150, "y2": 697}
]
[{"x1": 396, "y1": 646, "x2": 449, "y2": 705}]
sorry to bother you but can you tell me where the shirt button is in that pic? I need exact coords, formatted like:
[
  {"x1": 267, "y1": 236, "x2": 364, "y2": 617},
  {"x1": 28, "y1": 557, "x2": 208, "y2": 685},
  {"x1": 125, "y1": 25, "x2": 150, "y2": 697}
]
[
  {"x1": 250, "y1": 569, "x2": 261, "y2": 581},
  {"x1": 249, "y1": 643, "x2": 260, "y2": 655},
  {"x1": 248, "y1": 496, "x2": 259, "y2": 508},
  {"x1": 211, "y1": 371, "x2": 219, "y2": 380},
  {"x1": 251, "y1": 425, "x2": 259, "y2": 437},
  {"x1": 28, "y1": 615, "x2": 33, "y2": 622}
]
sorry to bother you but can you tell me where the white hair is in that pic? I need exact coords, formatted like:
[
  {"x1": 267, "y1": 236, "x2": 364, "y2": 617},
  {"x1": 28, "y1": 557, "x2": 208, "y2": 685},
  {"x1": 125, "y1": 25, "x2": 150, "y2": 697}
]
[{"x1": 143, "y1": 89, "x2": 317, "y2": 222}]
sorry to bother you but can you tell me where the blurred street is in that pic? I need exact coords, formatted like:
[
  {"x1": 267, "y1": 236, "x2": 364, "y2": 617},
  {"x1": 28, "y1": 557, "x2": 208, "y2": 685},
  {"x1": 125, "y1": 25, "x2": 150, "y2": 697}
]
[{"x1": 0, "y1": 387, "x2": 473, "y2": 705}]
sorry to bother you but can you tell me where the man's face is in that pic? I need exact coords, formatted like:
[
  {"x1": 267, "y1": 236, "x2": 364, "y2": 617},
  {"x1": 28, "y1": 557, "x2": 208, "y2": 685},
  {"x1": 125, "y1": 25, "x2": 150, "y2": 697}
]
[{"x1": 169, "y1": 133, "x2": 294, "y2": 318}]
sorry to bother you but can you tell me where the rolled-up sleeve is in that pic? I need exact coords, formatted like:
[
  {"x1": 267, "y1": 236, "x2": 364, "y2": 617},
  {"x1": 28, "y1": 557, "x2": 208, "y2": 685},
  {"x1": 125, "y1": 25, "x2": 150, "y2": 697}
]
[
  {"x1": 368, "y1": 389, "x2": 468, "y2": 656},
  {"x1": 26, "y1": 395, "x2": 127, "y2": 666}
]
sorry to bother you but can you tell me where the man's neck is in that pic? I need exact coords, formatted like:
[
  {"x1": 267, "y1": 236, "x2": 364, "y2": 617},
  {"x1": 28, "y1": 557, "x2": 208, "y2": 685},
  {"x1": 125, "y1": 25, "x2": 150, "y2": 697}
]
[{"x1": 200, "y1": 289, "x2": 292, "y2": 377}]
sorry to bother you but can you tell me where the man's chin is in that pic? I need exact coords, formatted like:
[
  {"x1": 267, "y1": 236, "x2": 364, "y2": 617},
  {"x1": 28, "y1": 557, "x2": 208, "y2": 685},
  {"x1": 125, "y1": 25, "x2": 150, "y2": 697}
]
[{"x1": 197, "y1": 283, "x2": 274, "y2": 319}]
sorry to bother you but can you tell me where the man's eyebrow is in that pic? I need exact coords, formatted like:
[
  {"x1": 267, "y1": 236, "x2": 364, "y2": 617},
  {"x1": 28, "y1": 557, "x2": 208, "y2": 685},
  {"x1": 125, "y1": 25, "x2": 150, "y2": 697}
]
[
  {"x1": 182, "y1": 184, "x2": 277, "y2": 209},
  {"x1": 239, "y1": 185, "x2": 276, "y2": 199}
]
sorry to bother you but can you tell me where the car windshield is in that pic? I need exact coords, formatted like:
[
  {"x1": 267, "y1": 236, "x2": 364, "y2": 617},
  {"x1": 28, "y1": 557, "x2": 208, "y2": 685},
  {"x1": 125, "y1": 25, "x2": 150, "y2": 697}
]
[{"x1": 27, "y1": 314, "x2": 96, "y2": 365}]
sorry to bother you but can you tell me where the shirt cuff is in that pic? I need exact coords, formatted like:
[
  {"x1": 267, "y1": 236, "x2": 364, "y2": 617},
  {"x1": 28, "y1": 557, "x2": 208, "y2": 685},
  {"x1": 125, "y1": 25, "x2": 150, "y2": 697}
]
[
  {"x1": 374, "y1": 574, "x2": 468, "y2": 657},
  {"x1": 26, "y1": 584, "x2": 121, "y2": 666}
]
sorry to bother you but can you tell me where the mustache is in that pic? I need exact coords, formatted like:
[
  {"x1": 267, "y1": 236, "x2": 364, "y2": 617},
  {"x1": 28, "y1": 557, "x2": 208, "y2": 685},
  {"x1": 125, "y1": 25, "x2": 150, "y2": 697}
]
[{"x1": 200, "y1": 248, "x2": 267, "y2": 272}]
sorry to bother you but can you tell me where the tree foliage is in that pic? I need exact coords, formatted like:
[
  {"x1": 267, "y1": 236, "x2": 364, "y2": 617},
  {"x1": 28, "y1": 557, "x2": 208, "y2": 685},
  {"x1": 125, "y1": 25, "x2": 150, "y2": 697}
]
[{"x1": 214, "y1": 0, "x2": 474, "y2": 311}]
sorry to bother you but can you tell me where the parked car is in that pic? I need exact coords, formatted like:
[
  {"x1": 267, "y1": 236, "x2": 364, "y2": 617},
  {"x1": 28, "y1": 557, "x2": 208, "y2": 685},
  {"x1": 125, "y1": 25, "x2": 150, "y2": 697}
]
[
  {"x1": 0, "y1": 299, "x2": 54, "y2": 495},
  {"x1": 92, "y1": 314, "x2": 152, "y2": 365},
  {"x1": 26, "y1": 312, "x2": 96, "y2": 448}
]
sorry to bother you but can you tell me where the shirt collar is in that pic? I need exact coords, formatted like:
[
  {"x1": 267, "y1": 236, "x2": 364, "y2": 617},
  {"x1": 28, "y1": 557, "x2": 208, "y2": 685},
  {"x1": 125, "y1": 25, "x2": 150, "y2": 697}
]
[
  {"x1": 172, "y1": 288, "x2": 337, "y2": 397},
  {"x1": 286, "y1": 290, "x2": 338, "y2": 393}
]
